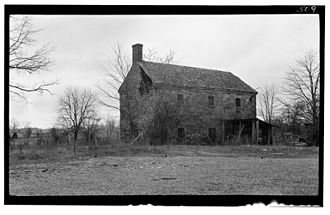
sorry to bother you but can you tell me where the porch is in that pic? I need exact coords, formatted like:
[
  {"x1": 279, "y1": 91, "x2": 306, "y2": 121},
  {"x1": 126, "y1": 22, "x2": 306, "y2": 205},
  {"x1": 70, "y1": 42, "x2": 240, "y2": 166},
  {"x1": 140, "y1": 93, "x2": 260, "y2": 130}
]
[{"x1": 221, "y1": 118, "x2": 277, "y2": 145}]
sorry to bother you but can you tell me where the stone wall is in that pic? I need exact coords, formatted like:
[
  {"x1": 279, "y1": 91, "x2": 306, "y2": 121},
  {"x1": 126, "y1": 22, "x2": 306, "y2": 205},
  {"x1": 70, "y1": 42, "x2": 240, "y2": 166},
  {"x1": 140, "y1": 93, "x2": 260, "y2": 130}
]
[
  {"x1": 153, "y1": 85, "x2": 256, "y2": 144},
  {"x1": 119, "y1": 65, "x2": 257, "y2": 144},
  {"x1": 119, "y1": 63, "x2": 156, "y2": 143}
]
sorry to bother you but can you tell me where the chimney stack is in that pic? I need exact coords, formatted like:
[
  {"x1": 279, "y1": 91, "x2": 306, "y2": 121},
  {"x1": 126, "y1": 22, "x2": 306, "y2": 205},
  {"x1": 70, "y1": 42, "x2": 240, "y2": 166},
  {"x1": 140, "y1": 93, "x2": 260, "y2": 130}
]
[{"x1": 132, "y1": 43, "x2": 143, "y2": 64}]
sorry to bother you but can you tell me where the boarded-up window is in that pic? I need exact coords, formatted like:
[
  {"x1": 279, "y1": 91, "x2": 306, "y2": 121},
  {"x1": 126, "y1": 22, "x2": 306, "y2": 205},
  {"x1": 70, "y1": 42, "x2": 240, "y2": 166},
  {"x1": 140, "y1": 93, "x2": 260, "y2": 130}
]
[
  {"x1": 208, "y1": 96, "x2": 215, "y2": 106},
  {"x1": 178, "y1": 128, "x2": 185, "y2": 138},
  {"x1": 236, "y1": 98, "x2": 241, "y2": 107},
  {"x1": 208, "y1": 128, "x2": 216, "y2": 142},
  {"x1": 177, "y1": 94, "x2": 183, "y2": 103}
]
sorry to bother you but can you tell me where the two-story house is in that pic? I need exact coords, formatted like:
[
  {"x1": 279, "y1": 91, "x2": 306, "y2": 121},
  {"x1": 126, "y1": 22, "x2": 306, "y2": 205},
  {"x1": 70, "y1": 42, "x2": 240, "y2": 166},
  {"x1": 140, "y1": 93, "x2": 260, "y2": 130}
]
[{"x1": 119, "y1": 44, "x2": 274, "y2": 145}]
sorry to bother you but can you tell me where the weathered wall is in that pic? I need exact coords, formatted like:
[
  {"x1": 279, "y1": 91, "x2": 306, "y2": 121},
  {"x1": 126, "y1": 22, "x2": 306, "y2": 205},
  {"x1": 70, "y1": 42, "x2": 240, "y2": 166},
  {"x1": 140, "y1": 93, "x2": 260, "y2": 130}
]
[
  {"x1": 119, "y1": 65, "x2": 257, "y2": 144},
  {"x1": 119, "y1": 64, "x2": 156, "y2": 142},
  {"x1": 153, "y1": 85, "x2": 256, "y2": 144}
]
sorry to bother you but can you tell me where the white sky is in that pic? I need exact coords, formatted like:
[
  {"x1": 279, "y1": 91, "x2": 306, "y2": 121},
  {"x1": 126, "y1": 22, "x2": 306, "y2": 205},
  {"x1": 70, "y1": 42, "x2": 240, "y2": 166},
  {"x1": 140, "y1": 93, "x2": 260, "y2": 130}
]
[{"x1": 9, "y1": 14, "x2": 319, "y2": 128}]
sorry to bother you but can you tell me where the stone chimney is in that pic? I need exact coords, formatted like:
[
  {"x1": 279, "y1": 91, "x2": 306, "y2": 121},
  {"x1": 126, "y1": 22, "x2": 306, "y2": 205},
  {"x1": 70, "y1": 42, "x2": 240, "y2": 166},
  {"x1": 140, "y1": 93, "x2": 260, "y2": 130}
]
[{"x1": 132, "y1": 43, "x2": 143, "y2": 64}]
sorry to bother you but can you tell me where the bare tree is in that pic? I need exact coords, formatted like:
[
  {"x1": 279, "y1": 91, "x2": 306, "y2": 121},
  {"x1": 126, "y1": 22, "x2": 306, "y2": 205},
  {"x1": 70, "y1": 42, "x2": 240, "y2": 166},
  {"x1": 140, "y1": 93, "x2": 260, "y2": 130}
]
[
  {"x1": 57, "y1": 87, "x2": 97, "y2": 157},
  {"x1": 282, "y1": 50, "x2": 320, "y2": 145},
  {"x1": 10, "y1": 118, "x2": 20, "y2": 133},
  {"x1": 102, "y1": 116, "x2": 117, "y2": 143},
  {"x1": 143, "y1": 48, "x2": 177, "y2": 64},
  {"x1": 50, "y1": 127, "x2": 59, "y2": 143},
  {"x1": 9, "y1": 118, "x2": 20, "y2": 149},
  {"x1": 97, "y1": 43, "x2": 177, "y2": 139},
  {"x1": 258, "y1": 85, "x2": 279, "y2": 123},
  {"x1": 98, "y1": 43, "x2": 177, "y2": 110},
  {"x1": 9, "y1": 16, "x2": 57, "y2": 101},
  {"x1": 283, "y1": 50, "x2": 320, "y2": 125},
  {"x1": 281, "y1": 101, "x2": 306, "y2": 134},
  {"x1": 82, "y1": 111, "x2": 101, "y2": 145},
  {"x1": 24, "y1": 127, "x2": 32, "y2": 139},
  {"x1": 97, "y1": 43, "x2": 130, "y2": 110}
]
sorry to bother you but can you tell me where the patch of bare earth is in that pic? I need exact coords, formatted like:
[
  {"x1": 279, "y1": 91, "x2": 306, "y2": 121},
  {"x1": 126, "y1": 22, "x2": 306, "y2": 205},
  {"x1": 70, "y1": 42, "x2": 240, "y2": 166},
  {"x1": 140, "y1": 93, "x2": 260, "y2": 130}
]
[{"x1": 9, "y1": 146, "x2": 319, "y2": 195}]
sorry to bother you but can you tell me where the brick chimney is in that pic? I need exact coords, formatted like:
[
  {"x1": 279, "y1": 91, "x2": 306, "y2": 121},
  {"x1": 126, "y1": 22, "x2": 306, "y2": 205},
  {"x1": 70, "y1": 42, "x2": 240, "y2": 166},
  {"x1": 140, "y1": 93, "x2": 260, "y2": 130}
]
[{"x1": 132, "y1": 43, "x2": 143, "y2": 64}]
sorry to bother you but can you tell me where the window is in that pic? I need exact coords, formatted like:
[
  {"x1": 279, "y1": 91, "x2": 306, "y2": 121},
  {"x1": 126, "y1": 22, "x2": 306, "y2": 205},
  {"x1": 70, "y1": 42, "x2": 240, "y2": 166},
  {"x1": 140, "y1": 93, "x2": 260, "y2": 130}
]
[
  {"x1": 236, "y1": 98, "x2": 241, "y2": 107},
  {"x1": 177, "y1": 94, "x2": 183, "y2": 103},
  {"x1": 249, "y1": 96, "x2": 253, "y2": 102},
  {"x1": 236, "y1": 98, "x2": 241, "y2": 114},
  {"x1": 208, "y1": 128, "x2": 216, "y2": 142},
  {"x1": 178, "y1": 128, "x2": 185, "y2": 138},
  {"x1": 208, "y1": 96, "x2": 215, "y2": 106}
]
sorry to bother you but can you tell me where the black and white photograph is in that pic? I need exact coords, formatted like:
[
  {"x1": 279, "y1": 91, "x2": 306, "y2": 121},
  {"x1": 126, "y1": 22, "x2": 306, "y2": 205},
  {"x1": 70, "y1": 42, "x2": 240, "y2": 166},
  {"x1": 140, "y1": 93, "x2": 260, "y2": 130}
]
[{"x1": 4, "y1": 5, "x2": 324, "y2": 206}]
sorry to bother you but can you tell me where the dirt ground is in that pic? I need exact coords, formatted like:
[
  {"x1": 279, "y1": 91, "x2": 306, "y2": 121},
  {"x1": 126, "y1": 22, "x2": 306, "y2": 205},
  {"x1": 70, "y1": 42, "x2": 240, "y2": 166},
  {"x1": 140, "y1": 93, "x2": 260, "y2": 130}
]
[{"x1": 9, "y1": 145, "x2": 319, "y2": 195}]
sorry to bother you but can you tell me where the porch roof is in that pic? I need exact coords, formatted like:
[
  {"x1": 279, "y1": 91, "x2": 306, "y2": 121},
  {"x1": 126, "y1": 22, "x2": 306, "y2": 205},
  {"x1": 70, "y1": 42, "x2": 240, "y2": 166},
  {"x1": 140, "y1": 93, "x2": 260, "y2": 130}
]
[{"x1": 224, "y1": 118, "x2": 279, "y2": 128}]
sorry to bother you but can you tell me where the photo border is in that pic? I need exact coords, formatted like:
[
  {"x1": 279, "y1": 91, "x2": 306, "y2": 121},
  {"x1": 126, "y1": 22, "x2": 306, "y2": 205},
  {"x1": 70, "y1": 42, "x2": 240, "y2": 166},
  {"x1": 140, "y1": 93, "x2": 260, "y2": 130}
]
[{"x1": 4, "y1": 5, "x2": 325, "y2": 206}]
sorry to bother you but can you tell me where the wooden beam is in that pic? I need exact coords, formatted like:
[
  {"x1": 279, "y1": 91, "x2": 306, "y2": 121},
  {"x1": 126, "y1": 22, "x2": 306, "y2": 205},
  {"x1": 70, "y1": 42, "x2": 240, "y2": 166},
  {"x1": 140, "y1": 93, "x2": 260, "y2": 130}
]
[
  {"x1": 252, "y1": 120, "x2": 256, "y2": 145},
  {"x1": 256, "y1": 120, "x2": 259, "y2": 145},
  {"x1": 130, "y1": 132, "x2": 143, "y2": 145},
  {"x1": 268, "y1": 126, "x2": 273, "y2": 145}
]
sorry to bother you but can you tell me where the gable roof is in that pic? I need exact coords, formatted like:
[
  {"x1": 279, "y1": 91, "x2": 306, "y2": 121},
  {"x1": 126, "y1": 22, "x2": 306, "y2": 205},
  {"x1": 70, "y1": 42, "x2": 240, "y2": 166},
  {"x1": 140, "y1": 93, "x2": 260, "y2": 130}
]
[{"x1": 138, "y1": 61, "x2": 257, "y2": 93}]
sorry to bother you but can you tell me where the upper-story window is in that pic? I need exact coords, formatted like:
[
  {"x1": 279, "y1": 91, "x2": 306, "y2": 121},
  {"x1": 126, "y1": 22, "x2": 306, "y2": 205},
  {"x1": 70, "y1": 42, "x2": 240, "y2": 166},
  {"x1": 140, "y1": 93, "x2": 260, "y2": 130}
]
[
  {"x1": 177, "y1": 94, "x2": 183, "y2": 104},
  {"x1": 236, "y1": 98, "x2": 241, "y2": 107},
  {"x1": 236, "y1": 98, "x2": 241, "y2": 113},
  {"x1": 249, "y1": 95, "x2": 253, "y2": 102},
  {"x1": 208, "y1": 96, "x2": 215, "y2": 106}
]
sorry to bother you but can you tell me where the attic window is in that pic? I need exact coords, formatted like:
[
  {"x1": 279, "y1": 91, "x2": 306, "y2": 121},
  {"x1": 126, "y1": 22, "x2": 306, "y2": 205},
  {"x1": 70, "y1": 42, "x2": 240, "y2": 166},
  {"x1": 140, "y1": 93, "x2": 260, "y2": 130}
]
[{"x1": 208, "y1": 96, "x2": 215, "y2": 106}]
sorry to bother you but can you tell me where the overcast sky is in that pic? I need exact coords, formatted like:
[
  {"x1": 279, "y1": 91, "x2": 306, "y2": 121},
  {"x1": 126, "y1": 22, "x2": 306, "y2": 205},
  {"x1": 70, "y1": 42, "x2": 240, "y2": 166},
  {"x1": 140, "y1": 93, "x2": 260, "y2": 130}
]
[{"x1": 9, "y1": 14, "x2": 319, "y2": 128}]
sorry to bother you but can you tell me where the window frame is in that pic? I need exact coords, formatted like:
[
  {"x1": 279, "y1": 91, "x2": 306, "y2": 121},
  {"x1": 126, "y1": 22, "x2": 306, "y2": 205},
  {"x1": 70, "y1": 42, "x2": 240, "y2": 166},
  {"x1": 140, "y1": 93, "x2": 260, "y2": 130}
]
[
  {"x1": 208, "y1": 95, "x2": 215, "y2": 106},
  {"x1": 236, "y1": 98, "x2": 241, "y2": 108},
  {"x1": 177, "y1": 127, "x2": 185, "y2": 139},
  {"x1": 177, "y1": 94, "x2": 184, "y2": 104},
  {"x1": 236, "y1": 98, "x2": 241, "y2": 113}
]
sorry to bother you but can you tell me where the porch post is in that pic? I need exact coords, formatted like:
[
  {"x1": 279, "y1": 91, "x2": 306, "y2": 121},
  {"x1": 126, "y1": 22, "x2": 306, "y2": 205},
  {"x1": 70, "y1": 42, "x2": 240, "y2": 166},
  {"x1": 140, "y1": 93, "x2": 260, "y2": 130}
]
[
  {"x1": 221, "y1": 120, "x2": 225, "y2": 145},
  {"x1": 268, "y1": 126, "x2": 273, "y2": 145},
  {"x1": 256, "y1": 120, "x2": 259, "y2": 145},
  {"x1": 252, "y1": 120, "x2": 256, "y2": 145}
]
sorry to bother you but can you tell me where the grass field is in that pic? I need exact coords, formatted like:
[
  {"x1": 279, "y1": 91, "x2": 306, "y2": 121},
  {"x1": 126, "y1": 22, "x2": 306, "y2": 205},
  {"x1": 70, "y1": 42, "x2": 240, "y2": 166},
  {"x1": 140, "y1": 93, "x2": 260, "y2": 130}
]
[{"x1": 9, "y1": 144, "x2": 319, "y2": 195}]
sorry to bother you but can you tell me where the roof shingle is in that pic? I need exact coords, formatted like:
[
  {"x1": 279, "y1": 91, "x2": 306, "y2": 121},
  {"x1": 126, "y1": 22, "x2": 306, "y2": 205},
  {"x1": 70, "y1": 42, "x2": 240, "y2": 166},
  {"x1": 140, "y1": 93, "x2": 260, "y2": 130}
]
[{"x1": 139, "y1": 61, "x2": 257, "y2": 93}]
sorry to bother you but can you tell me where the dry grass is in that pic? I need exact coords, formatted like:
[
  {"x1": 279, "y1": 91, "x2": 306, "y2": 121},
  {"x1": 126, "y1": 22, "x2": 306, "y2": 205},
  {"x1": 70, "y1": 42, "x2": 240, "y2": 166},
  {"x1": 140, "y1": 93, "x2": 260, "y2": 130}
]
[
  {"x1": 8, "y1": 144, "x2": 319, "y2": 196},
  {"x1": 9, "y1": 143, "x2": 318, "y2": 166}
]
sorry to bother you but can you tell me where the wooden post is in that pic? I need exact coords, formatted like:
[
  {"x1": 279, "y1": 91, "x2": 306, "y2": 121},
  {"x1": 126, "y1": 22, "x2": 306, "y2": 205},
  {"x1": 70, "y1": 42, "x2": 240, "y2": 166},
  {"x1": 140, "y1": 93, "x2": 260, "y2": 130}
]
[
  {"x1": 221, "y1": 121, "x2": 225, "y2": 145},
  {"x1": 268, "y1": 126, "x2": 273, "y2": 145},
  {"x1": 252, "y1": 120, "x2": 256, "y2": 145},
  {"x1": 256, "y1": 120, "x2": 259, "y2": 145}
]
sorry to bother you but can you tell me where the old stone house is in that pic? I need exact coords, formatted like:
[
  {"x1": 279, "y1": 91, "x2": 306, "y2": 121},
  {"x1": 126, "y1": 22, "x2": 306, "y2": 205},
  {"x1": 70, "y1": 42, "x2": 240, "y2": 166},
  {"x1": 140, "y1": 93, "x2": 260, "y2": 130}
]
[{"x1": 119, "y1": 43, "x2": 274, "y2": 145}]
